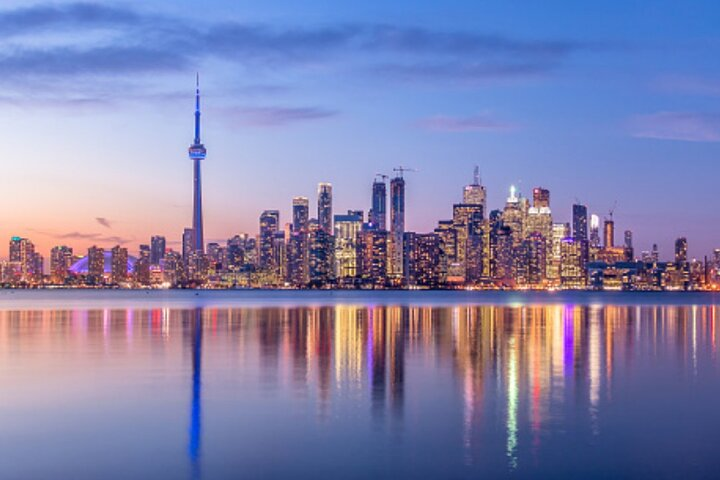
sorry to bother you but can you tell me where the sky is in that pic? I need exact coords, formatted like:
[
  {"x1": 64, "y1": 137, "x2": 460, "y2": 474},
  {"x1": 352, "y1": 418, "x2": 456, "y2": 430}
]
[{"x1": 0, "y1": 0, "x2": 719, "y2": 259}]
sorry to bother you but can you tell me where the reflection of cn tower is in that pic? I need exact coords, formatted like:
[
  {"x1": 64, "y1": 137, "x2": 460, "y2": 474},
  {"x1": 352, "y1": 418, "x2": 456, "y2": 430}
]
[{"x1": 188, "y1": 308, "x2": 203, "y2": 477}]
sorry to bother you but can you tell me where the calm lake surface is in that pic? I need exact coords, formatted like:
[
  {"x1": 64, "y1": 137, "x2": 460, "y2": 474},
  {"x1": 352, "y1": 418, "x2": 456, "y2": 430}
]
[{"x1": 2, "y1": 290, "x2": 720, "y2": 479}]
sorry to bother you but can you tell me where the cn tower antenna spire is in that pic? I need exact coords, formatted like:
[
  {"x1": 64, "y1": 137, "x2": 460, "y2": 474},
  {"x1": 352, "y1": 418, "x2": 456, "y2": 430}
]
[{"x1": 194, "y1": 72, "x2": 201, "y2": 145}]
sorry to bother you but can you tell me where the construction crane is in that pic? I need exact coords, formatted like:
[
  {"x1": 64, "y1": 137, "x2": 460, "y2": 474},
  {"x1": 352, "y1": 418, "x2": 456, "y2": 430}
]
[
  {"x1": 607, "y1": 201, "x2": 617, "y2": 221},
  {"x1": 375, "y1": 173, "x2": 389, "y2": 182},
  {"x1": 393, "y1": 166, "x2": 417, "y2": 178}
]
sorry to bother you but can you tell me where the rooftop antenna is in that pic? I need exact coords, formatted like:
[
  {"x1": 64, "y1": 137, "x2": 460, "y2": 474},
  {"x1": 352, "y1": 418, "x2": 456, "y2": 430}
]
[{"x1": 473, "y1": 165, "x2": 480, "y2": 185}]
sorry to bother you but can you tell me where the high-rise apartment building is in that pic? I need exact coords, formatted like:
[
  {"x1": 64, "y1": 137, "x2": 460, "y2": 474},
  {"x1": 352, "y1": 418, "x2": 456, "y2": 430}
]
[
  {"x1": 334, "y1": 212, "x2": 362, "y2": 282},
  {"x1": 317, "y1": 183, "x2": 333, "y2": 235},
  {"x1": 405, "y1": 232, "x2": 443, "y2": 287},
  {"x1": 111, "y1": 245, "x2": 128, "y2": 284},
  {"x1": 357, "y1": 229, "x2": 388, "y2": 288},
  {"x1": 259, "y1": 210, "x2": 280, "y2": 271},
  {"x1": 560, "y1": 238, "x2": 587, "y2": 288},
  {"x1": 370, "y1": 178, "x2": 387, "y2": 231},
  {"x1": 87, "y1": 246, "x2": 105, "y2": 285},
  {"x1": 50, "y1": 245, "x2": 73, "y2": 284}
]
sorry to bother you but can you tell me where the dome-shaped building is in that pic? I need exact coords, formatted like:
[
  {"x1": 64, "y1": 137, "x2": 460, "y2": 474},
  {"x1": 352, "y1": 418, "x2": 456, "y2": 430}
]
[{"x1": 69, "y1": 252, "x2": 137, "y2": 275}]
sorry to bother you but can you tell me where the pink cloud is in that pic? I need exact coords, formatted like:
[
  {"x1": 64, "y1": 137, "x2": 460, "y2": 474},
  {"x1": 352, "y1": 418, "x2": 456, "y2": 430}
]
[
  {"x1": 629, "y1": 111, "x2": 720, "y2": 142},
  {"x1": 417, "y1": 114, "x2": 516, "y2": 132}
]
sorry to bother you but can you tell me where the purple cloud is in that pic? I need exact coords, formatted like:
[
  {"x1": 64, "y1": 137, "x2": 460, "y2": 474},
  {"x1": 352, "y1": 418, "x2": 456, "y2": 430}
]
[
  {"x1": 654, "y1": 75, "x2": 720, "y2": 97},
  {"x1": 95, "y1": 217, "x2": 112, "y2": 229},
  {"x1": 0, "y1": 3, "x2": 589, "y2": 98},
  {"x1": 628, "y1": 112, "x2": 720, "y2": 142},
  {"x1": 375, "y1": 61, "x2": 554, "y2": 85},
  {"x1": 417, "y1": 114, "x2": 516, "y2": 132},
  {"x1": 220, "y1": 106, "x2": 338, "y2": 127},
  {"x1": 28, "y1": 228, "x2": 134, "y2": 245}
]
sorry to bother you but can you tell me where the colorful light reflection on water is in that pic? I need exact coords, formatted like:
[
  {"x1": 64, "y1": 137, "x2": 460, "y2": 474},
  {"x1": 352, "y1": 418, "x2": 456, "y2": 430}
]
[{"x1": 1, "y1": 294, "x2": 720, "y2": 478}]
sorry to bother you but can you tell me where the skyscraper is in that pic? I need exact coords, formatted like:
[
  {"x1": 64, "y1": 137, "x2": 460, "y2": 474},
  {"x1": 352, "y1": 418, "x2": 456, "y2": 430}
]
[
  {"x1": 371, "y1": 177, "x2": 387, "y2": 230},
  {"x1": 502, "y1": 186, "x2": 526, "y2": 247},
  {"x1": 405, "y1": 232, "x2": 443, "y2": 287},
  {"x1": 9, "y1": 237, "x2": 37, "y2": 283},
  {"x1": 572, "y1": 204, "x2": 588, "y2": 241},
  {"x1": 317, "y1": 183, "x2": 333, "y2": 234},
  {"x1": 589, "y1": 214, "x2": 601, "y2": 248},
  {"x1": 389, "y1": 174, "x2": 405, "y2": 279},
  {"x1": 532, "y1": 187, "x2": 550, "y2": 208},
  {"x1": 452, "y1": 203, "x2": 483, "y2": 281},
  {"x1": 151, "y1": 236, "x2": 166, "y2": 265},
  {"x1": 560, "y1": 238, "x2": 587, "y2": 288},
  {"x1": 334, "y1": 212, "x2": 363, "y2": 282},
  {"x1": 624, "y1": 230, "x2": 634, "y2": 261},
  {"x1": 87, "y1": 246, "x2": 105, "y2": 285},
  {"x1": 288, "y1": 197, "x2": 310, "y2": 286},
  {"x1": 182, "y1": 228, "x2": 194, "y2": 263},
  {"x1": 50, "y1": 245, "x2": 73, "y2": 284},
  {"x1": 675, "y1": 237, "x2": 688, "y2": 265},
  {"x1": 357, "y1": 229, "x2": 388, "y2": 288},
  {"x1": 111, "y1": 245, "x2": 128, "y2": 284},
  {"x1": 259, "y1": 210, "x2": 280, "y2": 271},
  {"x1": 463, "y1": 166, "x2": 486, "y2": 212},
  {"x1": 292, "y1": 197, "x2": 310, "y2": 232},
  {"x1": 548, "y1": 223, "x2": 569, "y2": 282},
  {"x1": 309, "y1": 222, "x2": 334, "y2": 286},
  {"x1": 188, "y1": 75, "x2": 207, "y2": 254}
]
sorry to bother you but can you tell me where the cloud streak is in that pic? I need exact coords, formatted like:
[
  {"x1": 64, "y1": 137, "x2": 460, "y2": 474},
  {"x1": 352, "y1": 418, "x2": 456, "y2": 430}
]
[
  {"x1": 95, "y1": 217, "x2": 112, "y2": 229},
  {"x1": 57, "y1": 232, "x2": 133, "y2": 244},
  {"x1": 417, "y1": 113, "x2": 516, "y2": 132},
  {"x1": 628, "y1": 112, "x2": 720, "y2": 142},
  {"x1": 220, "y1": 106, "x2": 338, "y2": 127},
  {"x1": 29, "y1": 228, "x2": 133, "y2": 245}
]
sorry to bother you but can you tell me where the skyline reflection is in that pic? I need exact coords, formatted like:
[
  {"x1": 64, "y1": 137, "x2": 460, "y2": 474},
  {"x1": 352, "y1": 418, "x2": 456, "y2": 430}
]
[{"x1": 1, "y1": 302, "x2": 720, "y2": 478}]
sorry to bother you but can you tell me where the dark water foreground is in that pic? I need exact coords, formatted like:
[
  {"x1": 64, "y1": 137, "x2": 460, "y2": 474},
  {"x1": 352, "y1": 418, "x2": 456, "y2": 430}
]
[{"x1": 1, "y1": 291, "x2": 719, "y2": 479}]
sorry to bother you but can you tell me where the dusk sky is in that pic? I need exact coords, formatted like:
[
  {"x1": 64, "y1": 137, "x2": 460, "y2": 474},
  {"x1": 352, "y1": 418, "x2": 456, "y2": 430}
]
[{"x1": 1, "y1": 0, "x2": 719, "y2": 258}]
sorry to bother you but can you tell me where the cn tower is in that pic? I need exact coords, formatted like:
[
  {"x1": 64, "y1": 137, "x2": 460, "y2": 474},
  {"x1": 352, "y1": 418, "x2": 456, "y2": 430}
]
[{"x1": 188, "y1": 74, "x2": 206, "y2": 254}]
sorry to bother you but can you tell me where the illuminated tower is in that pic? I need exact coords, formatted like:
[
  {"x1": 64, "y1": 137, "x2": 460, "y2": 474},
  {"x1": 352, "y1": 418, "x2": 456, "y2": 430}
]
[
  {"x1": 188, "y1": 74, "x2": 207, "y2": 254},
  {"x1": 589, "y1": 214, "x2": 600, "y2": 248}
]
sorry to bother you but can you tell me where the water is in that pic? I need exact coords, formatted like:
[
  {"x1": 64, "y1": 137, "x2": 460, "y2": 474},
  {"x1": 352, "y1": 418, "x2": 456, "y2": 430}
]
[{"x1": 2, "y1": 291, "x2": 720, "y2": 479}]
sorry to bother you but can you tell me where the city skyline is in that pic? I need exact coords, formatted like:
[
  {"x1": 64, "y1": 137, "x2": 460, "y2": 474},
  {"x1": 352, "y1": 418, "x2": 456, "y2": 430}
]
[{"x1": 1, "y1": 1, "x2": 719, "y2": 257}]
